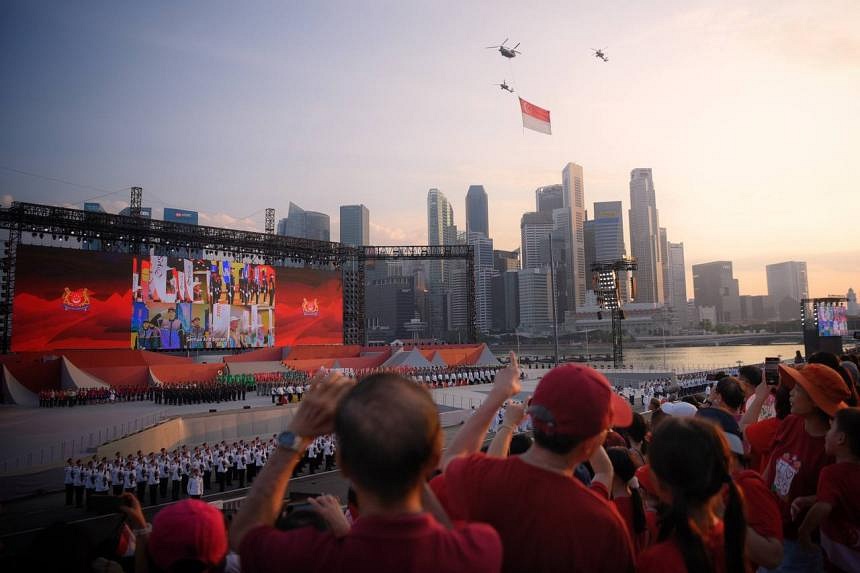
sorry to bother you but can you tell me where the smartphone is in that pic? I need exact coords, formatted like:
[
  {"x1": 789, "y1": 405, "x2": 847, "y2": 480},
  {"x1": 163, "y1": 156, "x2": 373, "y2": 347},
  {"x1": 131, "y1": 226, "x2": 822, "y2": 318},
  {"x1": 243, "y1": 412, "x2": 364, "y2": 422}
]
[
  {"x1": 764, "y1": 357, "x2": 780, "y2": 385},
  {"x1": 88, "y1": 495, "x2": 126, "y2": 515}
]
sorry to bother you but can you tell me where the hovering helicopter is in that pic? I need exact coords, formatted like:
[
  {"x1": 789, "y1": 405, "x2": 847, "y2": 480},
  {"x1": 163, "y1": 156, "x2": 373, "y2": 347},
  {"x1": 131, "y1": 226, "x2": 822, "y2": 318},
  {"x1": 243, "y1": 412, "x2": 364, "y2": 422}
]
[
  {"x1": 494, "y1": 80, "x2": 514, "y2": 93},
  {"x1": 486, "y1": 38, "x2": 521, "y2": 59},
  {"x1": 592, "y1": 48, "x2": 609, "y2": 62}
]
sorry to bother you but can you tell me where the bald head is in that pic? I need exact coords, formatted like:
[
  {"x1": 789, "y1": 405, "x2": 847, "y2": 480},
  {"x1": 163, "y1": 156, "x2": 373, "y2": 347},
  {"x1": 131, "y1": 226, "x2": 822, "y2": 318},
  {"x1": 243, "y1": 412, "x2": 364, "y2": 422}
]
[{"x1": 335, "y1": 374, "x2": 441, "y2": 503}]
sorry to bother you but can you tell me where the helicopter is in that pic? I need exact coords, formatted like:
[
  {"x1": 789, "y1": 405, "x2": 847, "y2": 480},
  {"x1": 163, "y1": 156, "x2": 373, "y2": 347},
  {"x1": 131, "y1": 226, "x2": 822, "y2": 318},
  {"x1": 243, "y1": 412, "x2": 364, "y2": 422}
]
[
  {"x1": 486, "y1": 38, "x2": 521, "y2": 59},
  {"x1": 592, "y1": 48, "x2": 609, "y2": 62},
  {"x1": 494, "y1": 80, "x2": 514, "y2": 93}
]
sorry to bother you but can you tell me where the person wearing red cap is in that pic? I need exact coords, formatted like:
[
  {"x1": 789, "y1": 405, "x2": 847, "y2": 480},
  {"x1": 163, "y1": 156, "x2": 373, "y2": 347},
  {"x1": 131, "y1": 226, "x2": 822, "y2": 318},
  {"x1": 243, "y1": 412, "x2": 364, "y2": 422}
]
[
  {"x1": 756, "y1": 364, "x2": 850, "y2": 571},
  {"x1": 430, "y1": 355, "x2": 636, "y2": 573},
  {"x1": 120, "y1": 493, "x2": 229, "y2": 572},
  {"x1": 230, "y1": 370, "x2": 502, "y2": 573}
]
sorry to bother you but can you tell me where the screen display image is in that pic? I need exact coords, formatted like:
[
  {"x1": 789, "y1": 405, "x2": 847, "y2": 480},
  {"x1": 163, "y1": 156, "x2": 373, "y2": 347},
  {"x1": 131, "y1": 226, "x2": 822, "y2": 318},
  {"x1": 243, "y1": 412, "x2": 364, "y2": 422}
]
[
  {"x1": 817, "y1": 304, "x2": 848, "y2": 337},
  {"x1": 12, "y1": 245, "x2": 343, "y2": 351}
]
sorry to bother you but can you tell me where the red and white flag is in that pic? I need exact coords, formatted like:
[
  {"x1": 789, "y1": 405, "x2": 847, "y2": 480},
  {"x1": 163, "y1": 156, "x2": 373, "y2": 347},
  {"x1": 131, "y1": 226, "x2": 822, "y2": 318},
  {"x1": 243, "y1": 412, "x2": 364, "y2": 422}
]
[{"x1": 519, "y1": 97, "x2": 551, "y2": 135}]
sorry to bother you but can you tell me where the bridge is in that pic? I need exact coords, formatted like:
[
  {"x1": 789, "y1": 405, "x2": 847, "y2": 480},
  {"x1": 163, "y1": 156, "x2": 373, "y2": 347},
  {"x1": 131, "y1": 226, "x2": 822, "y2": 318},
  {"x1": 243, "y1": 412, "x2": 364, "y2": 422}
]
[{"x1": 634, "y1": 332, "x2": 803, "y2": 347}]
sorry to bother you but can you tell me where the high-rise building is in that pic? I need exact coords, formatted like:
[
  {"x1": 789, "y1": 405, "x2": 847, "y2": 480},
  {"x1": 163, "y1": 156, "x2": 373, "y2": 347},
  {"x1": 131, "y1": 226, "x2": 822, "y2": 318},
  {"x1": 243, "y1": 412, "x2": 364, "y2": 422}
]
[
  {"x1": 666, "y1": 242, "x2": 688, "y2": 330},
  {"x1": 536, "y1": 184, "x2": 564, "y2": 214},
  {"x1": 467, "y1": 231, "x2": 494, "y2": 334},
  {"x1": 583, "y1": 219, "x2": 596, "y2": 288},
  {"x1": 562, "y1": 163, "x2": 587, "y2": 310},
  {"x1": 493, "y1": 249, "x2": 519, "y2": 273},
  {"x1": 427, "y1": 189, "x2": 457, "y2": 337},
  {"x1": 766, "y1": 261, "x2": 809, "y2": 321},
  {"x1": 164, "y1": 208, "x2": 199, "y2": 225},
  {"x1": 278, "y1": 202, "x2": 330, "y2": 241},
  {"x1": 692, "y1": 261, "x2": 741, "y2": 324},
  {"x1": 628, "y1": 168, "x2": 664, "y2": 303},
  {"x1": 340, "y1": 204, "x2": 370, "y2": 246},
  {"x1": 592, "y1": 201, "x2": 628, "y2": 302},
  {"x1": 520, "y1": 212, "x2": 553, "y2": 270},
  {"x1": 518, "y1": 267, "x2": 554, "y2": 330},
  {"x1": 847, "y1": 288, "x2": 858, "y2": 316},
  {"x1": 659, "y1": 228, "x2": 670, "y2": 304},
  {"x1": 465, "y1": 185, "x2": 489, "y2": 237},
  {"x1": 492, "y1": 270, "x2": 520, "y2": 332}
]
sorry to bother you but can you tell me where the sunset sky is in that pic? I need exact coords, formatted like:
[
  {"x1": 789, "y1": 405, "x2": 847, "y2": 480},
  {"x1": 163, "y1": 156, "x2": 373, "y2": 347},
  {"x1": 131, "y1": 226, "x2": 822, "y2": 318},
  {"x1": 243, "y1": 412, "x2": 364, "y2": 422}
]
[{"x1": 1, "y1": 1, "x2": 857, "y2": 298}]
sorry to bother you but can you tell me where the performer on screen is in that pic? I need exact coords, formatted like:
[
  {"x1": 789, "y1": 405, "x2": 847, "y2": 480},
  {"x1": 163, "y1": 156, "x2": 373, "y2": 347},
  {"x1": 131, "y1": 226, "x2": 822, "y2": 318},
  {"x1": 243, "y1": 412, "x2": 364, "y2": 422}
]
[
  {"x1": 268, "y1": 274, "x2": 275, "y2": 307},
  {"x1": 157, "y1": 307, "x2": 183, "y2": 349},
  {"x1": 188, "y1": 316, "x2": 205, "y2": 349},
  {"x1": 137, "y1": 320, "x2": 161, "y2": 350}
]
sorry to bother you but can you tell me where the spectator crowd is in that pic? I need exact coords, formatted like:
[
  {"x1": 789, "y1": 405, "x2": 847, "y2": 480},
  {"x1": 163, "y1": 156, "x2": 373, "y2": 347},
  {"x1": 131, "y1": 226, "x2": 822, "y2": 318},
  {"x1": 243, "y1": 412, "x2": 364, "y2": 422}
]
[{"x1": 24, "y1": 349, "x2": 860, "y2": 573}]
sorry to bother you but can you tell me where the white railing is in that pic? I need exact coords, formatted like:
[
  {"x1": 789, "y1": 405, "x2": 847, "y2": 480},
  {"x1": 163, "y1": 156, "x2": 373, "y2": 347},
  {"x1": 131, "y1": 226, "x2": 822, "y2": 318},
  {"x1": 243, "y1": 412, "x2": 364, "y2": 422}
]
[{"x1": 0, "y1": 410, "x2": 168, "y2": 474}]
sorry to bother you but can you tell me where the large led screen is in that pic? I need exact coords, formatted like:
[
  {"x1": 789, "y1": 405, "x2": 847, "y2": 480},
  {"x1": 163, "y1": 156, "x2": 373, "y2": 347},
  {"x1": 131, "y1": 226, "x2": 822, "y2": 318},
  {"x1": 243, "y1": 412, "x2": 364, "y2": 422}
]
[
  {"x1": 817, "y1": 303, "x2": 848, "y2": 337},
  {"x1": 11, "y1": 245, "x2": 343, "y2": 351}
]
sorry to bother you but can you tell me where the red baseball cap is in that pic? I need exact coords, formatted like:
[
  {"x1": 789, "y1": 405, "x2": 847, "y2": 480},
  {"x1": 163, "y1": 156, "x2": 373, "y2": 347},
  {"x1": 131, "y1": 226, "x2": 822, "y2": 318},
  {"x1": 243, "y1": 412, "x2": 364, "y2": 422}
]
[
  {"x1": 148, "y1": 500, "x2": 228, "y2": 571},
  {"x1": 635, "y1": 464, "x2": 656, "y2": 494},
  {"x1": 528, "y1": 364, "x2": 633, "y2": 438}
]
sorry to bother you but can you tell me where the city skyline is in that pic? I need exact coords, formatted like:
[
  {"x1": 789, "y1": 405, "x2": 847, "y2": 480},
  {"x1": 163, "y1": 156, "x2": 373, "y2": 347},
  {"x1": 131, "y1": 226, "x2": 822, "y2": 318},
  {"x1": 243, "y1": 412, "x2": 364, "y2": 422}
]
[{"x1": 1, "y1": 1, "x2": 857, "y2": 298}]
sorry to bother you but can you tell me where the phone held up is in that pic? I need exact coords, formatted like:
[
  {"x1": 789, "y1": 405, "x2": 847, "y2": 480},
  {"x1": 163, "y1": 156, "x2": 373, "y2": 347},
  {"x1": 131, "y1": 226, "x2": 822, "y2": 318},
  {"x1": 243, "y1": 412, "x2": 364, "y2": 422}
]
[{"x1": 764, "y1": 357, "x2": 780, "y2": 385}]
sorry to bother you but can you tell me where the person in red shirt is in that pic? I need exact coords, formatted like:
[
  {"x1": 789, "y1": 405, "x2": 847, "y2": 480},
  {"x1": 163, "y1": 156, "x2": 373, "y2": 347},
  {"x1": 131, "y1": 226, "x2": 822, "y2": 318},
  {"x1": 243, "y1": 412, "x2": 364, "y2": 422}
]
[
  {"x1": 742, "y1": 383, "x2": 792, "y2": 473},
  {"x1": 431, "y1": 356, "x2": 636, "y2": 573},
  {"x1": 636, "y1": 417, "x2": 747, "y2": 573},
  {"x1": 758, "y1": 364, "x2": 850, "y2": 572},
  {"x1": 797, "y1": 407, "x2": 860, "y2": 572},
  {"x1": 230, "y1": 370, "x2": 502, "y2": 573}
]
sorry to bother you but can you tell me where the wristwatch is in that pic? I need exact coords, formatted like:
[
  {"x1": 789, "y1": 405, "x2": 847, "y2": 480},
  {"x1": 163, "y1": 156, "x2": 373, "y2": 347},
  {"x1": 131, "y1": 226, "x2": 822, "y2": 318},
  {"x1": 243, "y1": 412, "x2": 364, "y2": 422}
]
[{"x1": 277, "y1": 430, "x2": 306, "y2": 453}]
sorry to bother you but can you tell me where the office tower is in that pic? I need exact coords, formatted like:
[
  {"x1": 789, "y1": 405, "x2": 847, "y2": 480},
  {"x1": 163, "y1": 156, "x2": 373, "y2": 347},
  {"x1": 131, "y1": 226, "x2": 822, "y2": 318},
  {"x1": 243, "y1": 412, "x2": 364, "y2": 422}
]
[
  {"x1": 562, "y1": 163, "x2": 587, "y2": 309},
  {"x1": 492, "y1": 270, "x2": 520, "y2": 332},
  {"x1": 666, "y1": 242, "x2": 688, "y2": 330},
  {"x1": 427, "y1": 189, "x2": 457, "y2": 337},
  {"x1": 279, "y1": 202, "x2": 330, "y2": 241},
  {"x1": 628, "y1": 168, "x2": 664, "y2": 303},
  {"x1": 660, "y1": 228, "x2": 670, "y2": 304},
  {"x1": 340, "y1": 204, "x2": 370, "y2": 246},
  {"x1": 536, "y1": 184, "x2": 564, "y2": 214},
  {"x1": 518, "y1": 268, "x2": 554, "y2": 330},
  {"x1": 592, "y1": 201, "x2": 629, "y2": 302},
  {"x1": 467, "y1": 231, "x2": 494, "y2": 334},
  {"x1": 584, "y1": 219, "x2": 596, "y2": 287},
  {"x1": 520, "y1": 212, "x2": 554, "y2": 270},
  {"x1": 692, "y1": 261, "x2": 741, "y2": 324},
  {"x1": 493, "y1": 249, "x2": 520, "y2": 273},
  {"x1": 847, "y1": 288, "x2": 857, "y2": 316},
  {"x1": 766, "y1": 261, "x2": 809, "y2": 321},
  {"x1": 465, "y1": 185, "x2": 489, "y2": 237}
]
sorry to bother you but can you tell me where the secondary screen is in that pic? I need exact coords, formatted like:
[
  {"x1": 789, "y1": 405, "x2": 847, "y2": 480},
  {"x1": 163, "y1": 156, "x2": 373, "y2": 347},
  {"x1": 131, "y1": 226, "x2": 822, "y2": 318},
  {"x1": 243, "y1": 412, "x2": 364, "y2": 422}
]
[{"x1": 12, "y1": 245, "x2": 343, "y2": 351}]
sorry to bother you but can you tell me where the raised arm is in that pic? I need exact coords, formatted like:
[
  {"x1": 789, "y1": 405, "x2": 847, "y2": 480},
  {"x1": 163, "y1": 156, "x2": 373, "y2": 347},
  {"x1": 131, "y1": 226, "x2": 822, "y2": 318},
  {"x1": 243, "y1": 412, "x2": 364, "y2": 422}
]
[
  {"x1": 229, "y1": 371, "x2": 354, "y2": 551},
  {"x1": 440, "y1": 352, "x2": 521, "y2": 471},
  {"x1": 740, "y1": 377, "x2": 769, "y2": 431}
]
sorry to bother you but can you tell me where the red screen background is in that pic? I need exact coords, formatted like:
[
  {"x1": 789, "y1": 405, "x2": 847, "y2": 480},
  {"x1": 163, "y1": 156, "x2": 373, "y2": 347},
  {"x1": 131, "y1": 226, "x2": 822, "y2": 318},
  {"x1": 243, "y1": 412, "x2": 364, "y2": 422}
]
[{"x1": 11, "y1": 245, "x2": 343, "y2": 351}]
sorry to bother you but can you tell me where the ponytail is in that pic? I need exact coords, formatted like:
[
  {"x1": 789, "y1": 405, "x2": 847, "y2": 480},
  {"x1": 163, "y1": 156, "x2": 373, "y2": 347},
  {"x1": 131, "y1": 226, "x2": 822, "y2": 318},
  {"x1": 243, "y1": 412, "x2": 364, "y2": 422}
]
[
  {"x1": 628, "y1": 479, "x2": 647, "y2": 535},
  {"x1": 661, "y1": 490, "x2": 714, "y2": 573},
  {"x1": 723, "y1": 478, "x2": 747, "y2": 573}
]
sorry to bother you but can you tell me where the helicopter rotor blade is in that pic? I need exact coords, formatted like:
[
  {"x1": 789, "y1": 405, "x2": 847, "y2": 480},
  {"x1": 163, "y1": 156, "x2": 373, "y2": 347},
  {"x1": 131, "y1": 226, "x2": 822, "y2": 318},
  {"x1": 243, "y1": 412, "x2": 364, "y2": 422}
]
[{"x1": 513, "y1": 42, "x2": 520, "y2": 50}]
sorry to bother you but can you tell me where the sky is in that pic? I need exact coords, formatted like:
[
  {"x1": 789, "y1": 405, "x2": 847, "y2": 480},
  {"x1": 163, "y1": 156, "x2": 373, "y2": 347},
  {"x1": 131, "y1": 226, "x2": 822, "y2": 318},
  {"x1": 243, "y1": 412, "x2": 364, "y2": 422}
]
[{"x1": 1, "y1": 0, "x2": 858, "y2": 299}]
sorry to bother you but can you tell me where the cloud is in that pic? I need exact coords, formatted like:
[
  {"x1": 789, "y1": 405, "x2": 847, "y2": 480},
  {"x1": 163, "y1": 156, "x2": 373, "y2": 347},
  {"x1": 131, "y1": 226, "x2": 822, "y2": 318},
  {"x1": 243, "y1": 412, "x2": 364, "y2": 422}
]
[
  {"x1": 370, "y1": 221, "x2": 424, "y2": 245},
  {"x1": 198, "y1": 211, "x2": 261, "y2": 232}
]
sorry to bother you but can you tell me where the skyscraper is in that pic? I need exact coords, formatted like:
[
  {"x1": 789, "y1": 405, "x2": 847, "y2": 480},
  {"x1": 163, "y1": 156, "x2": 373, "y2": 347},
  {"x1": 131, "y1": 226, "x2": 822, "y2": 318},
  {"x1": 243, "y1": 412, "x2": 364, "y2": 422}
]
[
  {"x1": 340, "y1": 204, "x2": 370, "y2": 246},
  {"x1": 520, "y1": 212, "x2": 553, "y2": 270},
  {"x1": 518, "y1": 268, "x2": 554, "y2": 330},
  {"x1": 659, "y1": 228, "x2": 670, "y2": 304},
  {"x1": 692, "y1": 261, "x2": 741, "y2": 324},
  {"x1": 279, "y1": 202, "x2": 330, "y2": 241},
  {"x1": 465, "y1": 185, "x2": 489, "y2": 237},
  {"x1": 465, "y1": 232, "x2": 494, "y2": 334},
  {"x1": 562, "y1": 163, "x2": 587, "y2": 310},
  {"x1": 427, "y1": 189, "x2": 457, "y2": 337},
  {"x1": 666, "y1": 242, "x2": 688, "y2": 330},
  {"x1": 628, "y1": 168, "x2": 664, "y2": 303},
  {"x1": 535, "y1": 184, "x2": 564, "y2": 214},
  {"x1": 766, "y1": 261, "x2": 809, "y2": 321},
  {"x1": 592, "y1": 201, "x2": 628, "y2": 302}
]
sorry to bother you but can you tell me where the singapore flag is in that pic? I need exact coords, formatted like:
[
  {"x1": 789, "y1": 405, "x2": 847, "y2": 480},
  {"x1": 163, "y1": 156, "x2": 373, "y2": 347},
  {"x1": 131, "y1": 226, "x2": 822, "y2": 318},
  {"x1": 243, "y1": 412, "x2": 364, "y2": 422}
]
[{"x1": 519, "y1": 97, "x2": 551, "y2": 135}]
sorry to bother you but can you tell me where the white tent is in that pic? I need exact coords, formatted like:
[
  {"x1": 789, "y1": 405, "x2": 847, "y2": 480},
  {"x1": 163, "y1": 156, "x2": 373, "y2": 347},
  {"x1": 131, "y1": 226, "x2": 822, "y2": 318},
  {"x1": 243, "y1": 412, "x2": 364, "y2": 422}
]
[
  {"x1": 429, "y1": 352, "x2": 447, "y2": 367},
  {"x1": 1, "y1": 365, "x2": 39, "y2": 407},
  {"x1": 382, "y1": 348, "x2": 432, "y2": 369},
  {"x1": 61, "y1": 357, "x2": 110, "y2": 390},
  {"x1": 472, "y1": 344, "x2": 502, "y2": 367}
]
